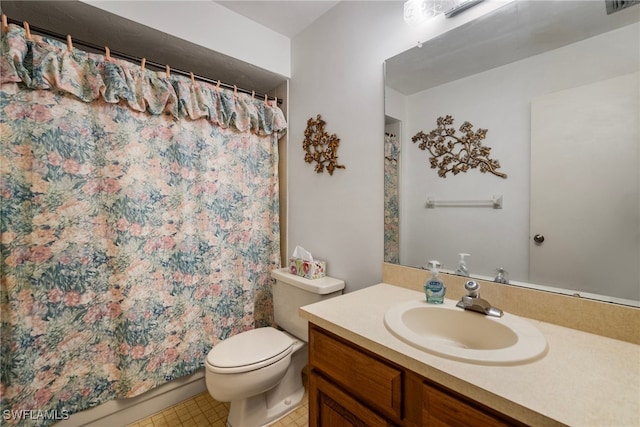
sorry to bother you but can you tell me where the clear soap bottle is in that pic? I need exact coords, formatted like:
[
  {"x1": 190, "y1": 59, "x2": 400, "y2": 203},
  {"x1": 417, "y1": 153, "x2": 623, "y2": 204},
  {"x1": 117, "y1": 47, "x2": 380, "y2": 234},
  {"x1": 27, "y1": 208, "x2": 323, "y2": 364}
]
[{"x1": 424, "y1": 260, "x2": 446, "y2": 304}]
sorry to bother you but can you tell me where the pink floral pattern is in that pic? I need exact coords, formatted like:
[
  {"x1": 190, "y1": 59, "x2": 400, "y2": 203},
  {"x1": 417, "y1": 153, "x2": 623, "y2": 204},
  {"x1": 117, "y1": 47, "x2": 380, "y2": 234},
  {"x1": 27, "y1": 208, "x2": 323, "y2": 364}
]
[
  {"x1": 384, "y1": 133, "x2": 400, "y2": 263},
  {"x1": 0, "y1": 25, "x2": 285, "y2": 425}
]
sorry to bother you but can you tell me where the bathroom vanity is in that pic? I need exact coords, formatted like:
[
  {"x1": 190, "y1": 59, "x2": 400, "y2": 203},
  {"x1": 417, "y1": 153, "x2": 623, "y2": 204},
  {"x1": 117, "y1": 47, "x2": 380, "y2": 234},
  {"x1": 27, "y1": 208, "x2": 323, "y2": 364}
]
[
  {"x1": 300, "y1": 283, "x2": 640, "y2": 426},
  {"x1": 308, "y1": 323, "x2": 526, "y2": 426}
]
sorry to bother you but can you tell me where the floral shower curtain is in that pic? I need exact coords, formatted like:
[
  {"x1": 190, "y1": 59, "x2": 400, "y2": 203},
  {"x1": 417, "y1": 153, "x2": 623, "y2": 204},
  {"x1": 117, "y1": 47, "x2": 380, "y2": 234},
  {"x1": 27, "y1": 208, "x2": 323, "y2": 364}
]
[
  {"x1": 0, "y1": 24, "x2": 286, "y2": 425},
  {"x1": 384, "y1": 132, "x2": 400, "y2": 264}
]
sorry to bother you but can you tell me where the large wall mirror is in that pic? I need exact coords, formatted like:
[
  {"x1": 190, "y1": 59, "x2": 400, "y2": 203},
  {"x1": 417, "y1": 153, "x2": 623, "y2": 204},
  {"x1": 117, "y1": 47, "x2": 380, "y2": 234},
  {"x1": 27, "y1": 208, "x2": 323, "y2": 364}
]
[{"x1": 384, "y1": 0, "x2": 639, "y2": 306}]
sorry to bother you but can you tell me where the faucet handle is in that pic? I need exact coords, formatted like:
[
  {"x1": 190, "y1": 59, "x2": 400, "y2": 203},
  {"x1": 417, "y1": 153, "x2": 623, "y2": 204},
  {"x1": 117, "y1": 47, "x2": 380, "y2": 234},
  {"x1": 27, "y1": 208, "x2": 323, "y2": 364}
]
[
  {"x1": 464, "y1": 280, "x2": 480, "y2": 298},
  {"x1": 494, "y1": 267, "x2": 509, "y2": 284}
]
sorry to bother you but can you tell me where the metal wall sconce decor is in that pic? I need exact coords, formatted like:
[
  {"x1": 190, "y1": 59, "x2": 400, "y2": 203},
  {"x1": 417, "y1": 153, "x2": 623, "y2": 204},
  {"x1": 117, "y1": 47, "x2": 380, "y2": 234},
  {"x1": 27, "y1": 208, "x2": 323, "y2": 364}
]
[
  {"x1": 303, "y1": 115, "x2": 346, "y2": 175},
  {"x1": 412, "y1": 115, "x2": 507, "y2": 179}
]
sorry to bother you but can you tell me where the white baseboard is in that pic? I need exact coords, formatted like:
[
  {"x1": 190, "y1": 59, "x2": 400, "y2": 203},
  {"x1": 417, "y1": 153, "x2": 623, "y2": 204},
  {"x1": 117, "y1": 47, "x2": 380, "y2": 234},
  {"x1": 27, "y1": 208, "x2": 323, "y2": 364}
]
[{"x1": 54, "y1": 369, "x2": 206, "y2": 427}]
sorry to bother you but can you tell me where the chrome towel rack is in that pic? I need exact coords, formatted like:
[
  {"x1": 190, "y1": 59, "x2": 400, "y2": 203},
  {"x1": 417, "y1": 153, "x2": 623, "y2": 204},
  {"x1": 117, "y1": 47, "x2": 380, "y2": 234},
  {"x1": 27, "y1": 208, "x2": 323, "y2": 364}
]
[{"x1": 426, "y1": 195, "x2": 503, "y2": 209}]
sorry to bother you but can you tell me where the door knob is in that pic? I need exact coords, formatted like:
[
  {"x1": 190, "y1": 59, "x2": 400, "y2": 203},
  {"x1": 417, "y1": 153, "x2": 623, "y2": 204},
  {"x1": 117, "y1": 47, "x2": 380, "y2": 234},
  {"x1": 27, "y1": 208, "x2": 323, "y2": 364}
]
[{"x1": 533, "y1": 234, "x2": 545, "y2": 244}]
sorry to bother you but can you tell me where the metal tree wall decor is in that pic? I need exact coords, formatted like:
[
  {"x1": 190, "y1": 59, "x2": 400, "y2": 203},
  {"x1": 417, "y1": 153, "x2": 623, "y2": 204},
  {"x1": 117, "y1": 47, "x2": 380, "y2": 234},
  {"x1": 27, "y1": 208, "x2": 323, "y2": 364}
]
[
  {"x1": 303, "y1": 115, "x2": 346, "y2": 175},
  {"x1": 412, "y1": 115, "x2": 507, "y2": 179}
]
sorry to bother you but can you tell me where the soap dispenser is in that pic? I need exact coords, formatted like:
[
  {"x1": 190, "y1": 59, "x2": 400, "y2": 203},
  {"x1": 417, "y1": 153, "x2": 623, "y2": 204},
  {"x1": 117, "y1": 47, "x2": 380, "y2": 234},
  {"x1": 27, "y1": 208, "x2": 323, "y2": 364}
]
[
  {"x1": 455, "y1": 253, "x2": 470, "y2": 277},
  {"x1": 424, "y1": 260, "x2": 446, "y2": 304}
]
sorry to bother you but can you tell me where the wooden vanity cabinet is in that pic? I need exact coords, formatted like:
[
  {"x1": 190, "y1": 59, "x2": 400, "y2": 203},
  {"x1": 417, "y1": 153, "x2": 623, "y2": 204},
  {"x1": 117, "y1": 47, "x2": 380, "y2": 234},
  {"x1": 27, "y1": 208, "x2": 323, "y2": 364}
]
[{"x1": 308, "y1": 324, "x2": 527, "y2": 427}]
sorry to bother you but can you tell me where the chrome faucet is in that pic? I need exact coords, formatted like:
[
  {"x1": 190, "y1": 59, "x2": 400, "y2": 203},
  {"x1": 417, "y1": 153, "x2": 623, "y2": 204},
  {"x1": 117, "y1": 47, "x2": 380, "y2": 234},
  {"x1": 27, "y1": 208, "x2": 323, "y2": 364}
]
[{"x1": 456, "y1": 281, "x2": 503, "y2": 318}]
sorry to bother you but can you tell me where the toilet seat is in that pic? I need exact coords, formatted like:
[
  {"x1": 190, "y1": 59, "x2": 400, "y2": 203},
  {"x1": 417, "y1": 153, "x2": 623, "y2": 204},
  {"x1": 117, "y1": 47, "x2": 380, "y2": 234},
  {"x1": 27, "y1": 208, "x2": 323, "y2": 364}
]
[{"x1": 206, "y1": 327, "x2": 293, "y2": 374}]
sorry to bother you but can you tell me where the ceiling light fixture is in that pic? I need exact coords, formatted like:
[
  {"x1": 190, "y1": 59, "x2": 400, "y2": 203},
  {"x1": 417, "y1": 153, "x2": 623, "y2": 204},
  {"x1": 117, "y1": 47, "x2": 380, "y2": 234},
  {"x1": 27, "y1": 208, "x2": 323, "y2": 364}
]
[{"x1": 403, "y1": 0, "x2": 484, "y2": 26}]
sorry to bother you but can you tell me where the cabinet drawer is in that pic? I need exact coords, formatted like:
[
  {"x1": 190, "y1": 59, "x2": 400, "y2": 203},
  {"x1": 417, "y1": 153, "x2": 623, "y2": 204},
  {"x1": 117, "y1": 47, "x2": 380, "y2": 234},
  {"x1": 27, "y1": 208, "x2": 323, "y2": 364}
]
[
  {"x1": 309, "y1": 325, "x2": 403, "y2": 420},
  {"x1": 423, "y1": 382, "x2": 523, "y2": 427}
]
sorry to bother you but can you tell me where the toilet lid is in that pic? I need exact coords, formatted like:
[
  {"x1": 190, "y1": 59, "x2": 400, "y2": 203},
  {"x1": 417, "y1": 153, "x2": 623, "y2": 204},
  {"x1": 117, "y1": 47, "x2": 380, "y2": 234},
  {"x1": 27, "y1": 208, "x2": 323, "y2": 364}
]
[{"x1": 207, "y1": 327, "x2": 293, "y2": 372}]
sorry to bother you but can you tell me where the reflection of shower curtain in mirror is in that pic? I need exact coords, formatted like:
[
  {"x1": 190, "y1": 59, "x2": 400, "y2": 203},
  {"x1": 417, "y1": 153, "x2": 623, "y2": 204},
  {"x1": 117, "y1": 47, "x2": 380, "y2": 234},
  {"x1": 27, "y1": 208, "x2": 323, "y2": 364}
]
[
  {"x1": 384, "y1": 133, "x2": 400, "y2": 263},
  {"x1": 0, "y1": 24, "x2": 286, "y2": 423}
]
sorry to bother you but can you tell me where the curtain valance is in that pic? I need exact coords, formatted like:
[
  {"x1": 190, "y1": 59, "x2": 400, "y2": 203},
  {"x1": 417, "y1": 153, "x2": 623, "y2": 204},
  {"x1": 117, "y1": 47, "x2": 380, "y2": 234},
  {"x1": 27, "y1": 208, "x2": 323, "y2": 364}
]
[{"x1": 0, "y1": 24, "x2": 287, "y2": 136}]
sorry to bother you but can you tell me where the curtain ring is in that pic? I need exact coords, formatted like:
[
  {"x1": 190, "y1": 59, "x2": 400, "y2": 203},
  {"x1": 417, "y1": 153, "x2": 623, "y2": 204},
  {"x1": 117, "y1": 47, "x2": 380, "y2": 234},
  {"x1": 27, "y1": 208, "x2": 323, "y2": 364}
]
[
  {"x1": 66, "y1": 34, "x2": 73, "y2": 52},
  {"x1": 105, "y1": 46, "x2": 111, "y2": 62},
  {"x1": 165, "y1": 64, "x2": 170, "y2": 78},
  {"x1": 23, "y1": 21, "x2": 31, "y2": 40},
  {"x1": 190, "y1": 72, "x2": 195, "y2": 86},
  {"x1": 216, "y1": 80, "x2": 221, "y2": 92},
  {"x1": 1, "y1": 15, "x2": 8, "y2": 33},
  {"x1": 140, "y1": 58, "x2": 146, "y2": 70}
]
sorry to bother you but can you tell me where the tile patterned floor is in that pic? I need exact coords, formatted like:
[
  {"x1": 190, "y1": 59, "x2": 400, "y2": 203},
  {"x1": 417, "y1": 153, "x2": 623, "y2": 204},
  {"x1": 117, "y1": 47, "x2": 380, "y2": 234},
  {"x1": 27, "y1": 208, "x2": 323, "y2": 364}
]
[{"x1": 127, "y1": 388, "x2": 309, "y2": 427}]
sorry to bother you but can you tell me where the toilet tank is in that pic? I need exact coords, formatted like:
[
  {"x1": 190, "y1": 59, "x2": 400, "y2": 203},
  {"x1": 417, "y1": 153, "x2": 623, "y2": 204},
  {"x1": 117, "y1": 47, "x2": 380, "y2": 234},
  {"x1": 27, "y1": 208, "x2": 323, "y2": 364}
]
[{"x1": 271, "y1": 268, "x2": 345, "y2": 342}]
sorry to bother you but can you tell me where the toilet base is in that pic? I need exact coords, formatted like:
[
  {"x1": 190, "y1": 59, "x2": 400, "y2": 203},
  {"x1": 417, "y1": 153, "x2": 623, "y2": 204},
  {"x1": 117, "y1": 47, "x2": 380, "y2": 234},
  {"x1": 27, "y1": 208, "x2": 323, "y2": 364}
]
[
  {"x1": 227, "y1": 384, "x2": 305, "y2": 427},
  {"x1": 227, "y1": 341, "x2": 308, "y2": 427}
]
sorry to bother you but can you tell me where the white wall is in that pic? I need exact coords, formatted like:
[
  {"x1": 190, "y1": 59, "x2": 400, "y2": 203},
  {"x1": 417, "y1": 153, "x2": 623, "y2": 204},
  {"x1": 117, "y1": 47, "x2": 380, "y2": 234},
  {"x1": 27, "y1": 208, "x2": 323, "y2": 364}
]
[
  {"x1": 385, "y1": 86, "x2": 407, "y2": 125},
  {"x1": 289, "y1": 1, "x2": 509, "y2": 291},
  {"x1": 83, "y1": 0, "x2": 291, "y2": 78}
]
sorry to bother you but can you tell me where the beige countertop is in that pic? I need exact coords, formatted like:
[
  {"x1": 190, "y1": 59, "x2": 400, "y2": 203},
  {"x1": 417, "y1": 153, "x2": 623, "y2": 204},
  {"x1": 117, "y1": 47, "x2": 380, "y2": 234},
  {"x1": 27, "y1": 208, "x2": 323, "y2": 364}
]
[{"x1": 299, "y1": 283, "x2": 640, "y2": 427}]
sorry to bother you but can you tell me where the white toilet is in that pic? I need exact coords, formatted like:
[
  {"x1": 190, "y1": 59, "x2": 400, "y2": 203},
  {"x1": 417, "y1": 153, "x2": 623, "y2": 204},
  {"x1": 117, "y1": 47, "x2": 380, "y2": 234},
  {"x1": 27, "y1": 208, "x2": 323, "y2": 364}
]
[{"x1": 205, "y1": 268, "x2": 345, "y2": 427}]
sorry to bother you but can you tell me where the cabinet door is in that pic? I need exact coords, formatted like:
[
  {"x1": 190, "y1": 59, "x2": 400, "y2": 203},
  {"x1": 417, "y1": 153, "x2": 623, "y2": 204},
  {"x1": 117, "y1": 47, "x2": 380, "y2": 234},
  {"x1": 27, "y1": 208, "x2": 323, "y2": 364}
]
[
  {"x1": 310, "y1": 325, "x2": 403, "y2": 420},
  {"x1": 310, "y1": 371, "x2": 396, "y2": 427}
]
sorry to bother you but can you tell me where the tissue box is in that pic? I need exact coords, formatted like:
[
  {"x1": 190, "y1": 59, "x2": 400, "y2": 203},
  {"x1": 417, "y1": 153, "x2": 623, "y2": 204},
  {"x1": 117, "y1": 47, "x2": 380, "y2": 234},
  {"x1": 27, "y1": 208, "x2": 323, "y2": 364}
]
[{"x1": 289, "y1": 258, "x2": 326, "y2": 279}]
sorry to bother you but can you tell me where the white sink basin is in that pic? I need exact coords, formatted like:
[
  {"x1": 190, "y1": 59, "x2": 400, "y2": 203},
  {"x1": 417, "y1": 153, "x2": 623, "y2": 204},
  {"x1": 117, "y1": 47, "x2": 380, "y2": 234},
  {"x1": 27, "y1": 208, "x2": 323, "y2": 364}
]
[{"x1": 384, "y1": 299, "x2": 548, "y2": 365}]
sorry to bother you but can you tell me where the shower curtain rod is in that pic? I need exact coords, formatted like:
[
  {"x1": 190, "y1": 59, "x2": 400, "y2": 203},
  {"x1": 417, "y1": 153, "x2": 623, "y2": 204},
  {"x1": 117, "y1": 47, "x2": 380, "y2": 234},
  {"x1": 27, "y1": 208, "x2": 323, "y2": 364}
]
[{"x1": 3, "y1": 17, "x2": 282, "y2": 105}]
